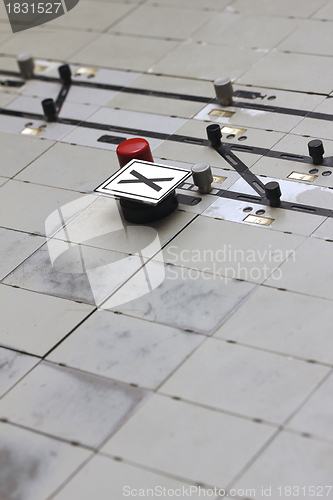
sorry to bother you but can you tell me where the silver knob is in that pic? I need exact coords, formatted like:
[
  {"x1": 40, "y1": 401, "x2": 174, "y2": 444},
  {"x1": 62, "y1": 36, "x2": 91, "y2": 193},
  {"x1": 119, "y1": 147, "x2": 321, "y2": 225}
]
[
  {"x1": 17, "y1": 53, "x2": 34, "y2": 79},
  {"x1": 192, "y1": 163, "x2": 213, "y2": 194},
  {"x1": 214, "y1": 77, "x2": 233, "y2": 106}
]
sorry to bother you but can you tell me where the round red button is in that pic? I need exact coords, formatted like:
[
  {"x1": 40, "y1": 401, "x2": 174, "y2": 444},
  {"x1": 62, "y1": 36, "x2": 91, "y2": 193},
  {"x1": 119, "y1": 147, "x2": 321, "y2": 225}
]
[{"x1": 116, "y1": 138, "x2": 154, "y2": 168}]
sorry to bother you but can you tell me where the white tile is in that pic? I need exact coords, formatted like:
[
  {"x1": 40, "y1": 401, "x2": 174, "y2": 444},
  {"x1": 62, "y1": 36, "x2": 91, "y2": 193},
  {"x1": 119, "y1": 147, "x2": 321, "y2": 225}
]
[
  {"x1": 0, "y1": 284, "x2": 93, "y2": 356},
  {"x1": 106, "y1": 92, "x2": 205, "y2": 119},
  {"x1": 202, "y1": 197, "x2": 326, "y2": 236},
  {"x1": 60, "y1": 127, "x2": 142, "y2": 151},
  {"x1": 265, "y1": 237, "x2": 333, "y2": 300},
  {"x1": 54, "y1": 196, "x2": 196, "y2": 256},
  {"x1": 0, "y1": 27, "x2": 96, "y2": 61},
  {"x1": 161, "y1": 338, "x2": 329, "y2": 424},
  {"x1": 153, "y1": 124, "x2": 282, "y2": 173},
  {"x1": 22, "y1": 80, "x2": 61, "y2": 101},
  {"x1": 52, "y1": 454, "x2": 207, "y2": 500},
  {"x1": 291, "y1": 97, "x2": 333, "y2": 140},
  {"x1": 146, "y1": 0, "x2": 231, "y2": 10},
  {"x1": 22, "y1": 79, "x2": 117, "y2": 107},
  {"x1": 0, "y1": 114, "x2": 76, "y2": 141},
  {"x1": 0, "y1": 91, "x2": 17, "y2": 107},
  {"x1": 154, "y1": 216, "x2": 305, "y2": 284},
  {"x1": 238, "y1": 50, "x2": 333, "y2": 94},
  {"x1": 194, "y1": 13, "x2": 297, "y2": 50},
  {"x1": 173, "y1": 118, "x2": 284, "y2": 165},
  {"x1": 101, "y1": 261, "x2": 256, "y2": 335},
  {"x1": 0, "y1": 131, "x2": 54, "y2": 177},
  {"x1": 229, "y1": 0, "x2": 328, "y2": 18},
  {"x1": 251, "y1": 139, "x2": 333, "y2": 187},
  {"x1": 231, "y1": 174, "x2": 333, "y2": 209},
  {"x1": 176, "y1": 168, "x2": 240, "y2": 215},
  {"x1": 153, "y1": 140, "x2": 232, "y2": 169},
  {"x1": 151, "y1": 41, "x2": 265, "y2": 80},
  {"x1": 110, "y1": 5, "x2": 213, "y2": 39},
  {"x1": 0, "y1": 348, "x2": 38, "y2": 397},
  {"x1": 0, "y1": 181, "x2": 97, "y2": 236},
  {"x1": 312, "y1": 217, "x2": 333, "y2": 240},
  {"x1": 45, "y1": 1, "x2": 133, "y2": 31},
  {"x1": 195, "y1": 101, "x2": 303, "y2": 134},
  {"x1": 2, "y1": 240, "x2": 148, "y2": 306},
  {"x1": 128, "y1": 73, "x2": 214, "y2": 97},
  {"x1": 0, "y1": 228, "x2": 44, "y2": 279},
  {"x1": 73, "y1": 33, "x2": 179, "y2": 72},
  {"x1": 0, "y1": 176, "x2": 8, "y2": 187},
  {"x1": 0, "y1": 362, "x2": 149, "y2": 447},
  {"x1": 88, "y1": 106, "x2": 187, "y2": 136},
  {"x1": 216, "y1": 286, "x2": 333, "y2": 364},
  {"x1": 287, "y1": 373, "x2": 333, "y2": 442},
  {"x1": 69, "y1": 66, "x2": 142, "y2": 88},
  {"x1": 102, "y1": 394, "x2": 275, "y2": 488},
  {"x1": 16, "y1": 143, "x2": 120, "y2": 193},
  {"x1": 5, "y1": 95, "x2": 99, "y2": 122},
  {"x1": 47, "y1": 310, "x2": 203, "y2": 389},
  {"x1": 234, "y1": 432, "x2": 333, "y2": 499},
  {"x1": 0, "y1": 422, "x2": 91, "y2": 500},
  {"x1": 278, "y1": 20, "x2": 333, "y2": 56},
  {"x1": 313, "y1": 0, "x2": 333, "y2": 19},
  {"x1": 64, "y1": 85, "x2": 117, "y2": 106}
]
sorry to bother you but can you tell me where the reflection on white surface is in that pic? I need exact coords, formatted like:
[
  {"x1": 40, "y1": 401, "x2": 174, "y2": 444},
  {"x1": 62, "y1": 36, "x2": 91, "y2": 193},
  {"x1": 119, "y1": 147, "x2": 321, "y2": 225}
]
[{"x1": 45, "y1": 196, "x2": 165, "y2": 306}]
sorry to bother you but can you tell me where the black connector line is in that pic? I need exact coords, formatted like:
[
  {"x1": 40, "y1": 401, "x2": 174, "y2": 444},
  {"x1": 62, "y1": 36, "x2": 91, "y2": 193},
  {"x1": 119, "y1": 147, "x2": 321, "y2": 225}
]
[{"x1": 55, "y1": 83, "x2": 71, "y2": 113}]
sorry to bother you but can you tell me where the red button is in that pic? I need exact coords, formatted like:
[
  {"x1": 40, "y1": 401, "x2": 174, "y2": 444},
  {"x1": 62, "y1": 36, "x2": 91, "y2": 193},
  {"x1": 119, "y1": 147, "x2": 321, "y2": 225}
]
[{"x1": 116, "y1": 138, "x2": 154, "y2": 168}]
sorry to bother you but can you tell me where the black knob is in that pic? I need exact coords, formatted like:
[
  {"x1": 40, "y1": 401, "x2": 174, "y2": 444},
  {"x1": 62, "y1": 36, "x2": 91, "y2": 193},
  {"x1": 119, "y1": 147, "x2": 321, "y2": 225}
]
[
  {"x1": 206, "y1": 124, "x2": 222, "y2": 147},
  {"x1": 42, "y1": 98, "x2": 57, "y2": 122},
  {"x1": 308, "y1": 139, "x2": 324, "y2": 165},
  {"x1": 58, "y1": 64, "x2": 72, "y2": 84},
  {"x1": 265, "y1": 181, "x2": 281, "y2": 207}
]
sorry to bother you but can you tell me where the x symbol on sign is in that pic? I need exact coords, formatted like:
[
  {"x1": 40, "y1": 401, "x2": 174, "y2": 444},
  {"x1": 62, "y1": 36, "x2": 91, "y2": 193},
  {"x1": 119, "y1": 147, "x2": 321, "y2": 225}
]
[{"x1": 118, "y1": 170, "x2": 174, "y2": 192}]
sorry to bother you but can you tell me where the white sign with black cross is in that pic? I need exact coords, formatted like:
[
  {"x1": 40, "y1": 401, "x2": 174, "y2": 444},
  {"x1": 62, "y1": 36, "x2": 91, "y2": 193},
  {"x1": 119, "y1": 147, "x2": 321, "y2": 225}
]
[{"x1": 95, "y1": 159, "x2": 191, "y2": 205}]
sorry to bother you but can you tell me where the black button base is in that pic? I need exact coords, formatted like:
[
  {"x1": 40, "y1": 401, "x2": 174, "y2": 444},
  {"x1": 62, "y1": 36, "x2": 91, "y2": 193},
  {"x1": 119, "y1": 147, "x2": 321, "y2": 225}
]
[
  {"x1": 265, "y1": 181, "x2": 281, "y2": 207},
  {"x1": 120, "y1": 192, "x2": 179, "y2": 224},
  {"x1": 206, "y1": 124, "x2": 222, "y2": 147}
]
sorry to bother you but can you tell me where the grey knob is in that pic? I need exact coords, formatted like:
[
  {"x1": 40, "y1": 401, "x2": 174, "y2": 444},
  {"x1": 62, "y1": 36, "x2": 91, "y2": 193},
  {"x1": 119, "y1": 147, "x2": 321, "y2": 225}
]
[
  {"x1": 17, "y1": 53, "x2": 34, "y2": 79},
  {"x1": 214, "y1": 77, "x2": 233, "y2": 106},
  {"x1": 192, "y1": 163, "x2": 214, "y2": 194}
]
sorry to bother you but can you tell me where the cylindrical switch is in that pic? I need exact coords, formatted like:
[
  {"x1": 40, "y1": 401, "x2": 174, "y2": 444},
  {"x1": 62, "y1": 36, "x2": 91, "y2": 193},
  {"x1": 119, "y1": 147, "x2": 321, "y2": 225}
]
[
  {"x1": 192, "y1": 163, "x2": 213, "y2": 194},
  {"x1": 265, "y1": 181, "x2": 281, "y2": 207},
  {"x1": 214, "y1": 77, "x2": 233, "y2": 106},
  {"x1": 59, "y1": 64, "x2": 72, "y2": 84},
  {"x1": 308, "y1": 139, "x2": 324, "y2": 165},
  {"x1": 116, "y1": 138, "x2": 154, "y2": 168},
  {"x1": 17, "y1": 53, "x2": 34, "y2": 79},
  {"x1": 42, "y1": 98, "x2": 57, "y2": 122},
  {"x1": 206, "y1": 124, "x2": 222, "y2": 147}
]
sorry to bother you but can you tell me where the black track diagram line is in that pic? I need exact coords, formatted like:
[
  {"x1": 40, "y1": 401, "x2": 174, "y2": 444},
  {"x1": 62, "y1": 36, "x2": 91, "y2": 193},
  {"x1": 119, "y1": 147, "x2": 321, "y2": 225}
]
[
  {"x1": 2, "y1": 107, "x2": 333, "y2": 168},
  {"x1": 180, "y1": 184, "x2": 333, "y2": 219},
  {"x1": 0, "y1": 107, "x2": 332, "y2": 218},
  {"x1": 3, "y1": 68, "x2": 333, "y2": 122}
]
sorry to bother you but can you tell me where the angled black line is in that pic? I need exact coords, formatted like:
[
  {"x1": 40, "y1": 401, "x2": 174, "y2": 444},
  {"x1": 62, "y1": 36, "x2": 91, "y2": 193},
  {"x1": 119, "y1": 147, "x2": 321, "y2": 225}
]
[{"x1": 55, "y1": 83, "x2": 71, "y2": 113}]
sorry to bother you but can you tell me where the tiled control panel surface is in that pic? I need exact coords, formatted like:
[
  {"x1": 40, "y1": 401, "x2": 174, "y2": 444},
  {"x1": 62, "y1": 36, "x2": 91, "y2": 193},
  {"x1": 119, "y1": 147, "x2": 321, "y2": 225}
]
[{"x1": 0, "y1": 1, "x2": 333, "y2": 499}]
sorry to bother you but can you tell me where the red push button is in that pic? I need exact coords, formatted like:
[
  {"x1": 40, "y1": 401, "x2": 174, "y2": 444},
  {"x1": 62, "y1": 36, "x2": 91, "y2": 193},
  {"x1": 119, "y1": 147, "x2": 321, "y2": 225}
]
[{"x1": 116, "y1": 138, "x2": 154, "y2": 168}]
